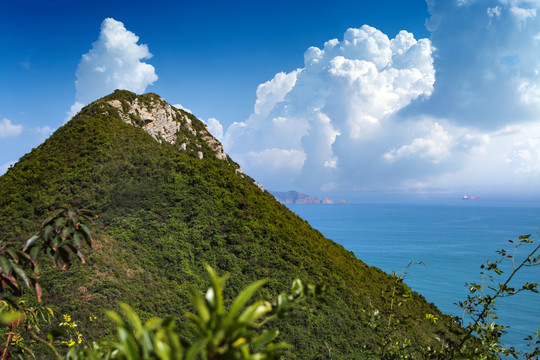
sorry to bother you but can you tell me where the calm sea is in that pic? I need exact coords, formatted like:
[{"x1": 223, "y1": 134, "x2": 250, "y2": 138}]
[{"x1": 287, "y1": 199, "x2": 540, "y2": 352}]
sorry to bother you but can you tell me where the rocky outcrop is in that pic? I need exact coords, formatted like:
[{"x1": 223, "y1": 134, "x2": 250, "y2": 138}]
[{"x1": 106, "y1": 92, "x2": 229, "y2": 163}]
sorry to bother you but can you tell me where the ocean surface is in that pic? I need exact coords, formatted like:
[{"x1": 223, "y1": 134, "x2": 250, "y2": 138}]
[{"x1": 287, "y1": 199, "x2": 540, "y2": 353}]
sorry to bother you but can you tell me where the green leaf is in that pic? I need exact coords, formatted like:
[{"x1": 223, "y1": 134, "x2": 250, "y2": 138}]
[
  {"x1": 0, "y1": 256, "x2": 12, "y2": 276},
  {"x1": 54, "y1": 217, "x2": 65, "y2": 230},
  {"x1": 238, "y1": 301, "x2": 272, "y2": 324},
  {"x1": 185, "y1": 337, "x2": 207, "y2": 360},
  {"x1": 73, "y1": 232, "x2": 82, "y2": 248},
  {"x1": 106, "y1": 310, "x2": 125, "y2": 327},
  {"x1": 23, "y1": 235, "x2": 40, "y2": 251},
  {"x1": 189, "y1": 287, "x2": 210, "y2": 323},
  {"x1": 6, "y1": 247, "x2": 19, "y2": 263},
  {"x1": 227, "y1": 279, "x2": 267, "y2": 322},
  {"x1": 118, "y1": 328, "x2": 141, "y2": 360},
  {"x1": 291, "y1": 279, "x2": 303, "y2": 294},
  {"x1": 29, "y1": 246, "x2": 41, "y2": 264},
  {"x1": 155, "y1": 326, "x2": 183, "y2": 360},
  {"x1": 43, "y1": 224, "x2": 53, "y2": 241},
  {"x1": 252, "y1": 329, "x2": 279, "y2": 352},
  {"x1": 204, "y1": 264, "x2": 225, "y2": 313},
  {"x1": 0, "y1": 310, "x2": 21, "y2": 325},
  {"x1": 79, "y1": 223, "x2": 93, "y2": 247},
  {"x1": 40, "y1": 216, "x2": 54, "y2": 228},
  {"x1": 119, "y1": 302, "x2": 144, "y2": 335},
  {"x1": 51, "y1": 234, "x2": 61, "y2": 251},
  {"x1": 15, "y1": 249, "x2": 32, "y2": 264},
  {"x1": 12, "y1": 263, "x2": 31, "y2": 288},
  {"x1": 33, "y1": 260, "x2": 43, "y2": 278},
  {"x1": 61, "y1": 226, "x2": 71, "y2": 240}
]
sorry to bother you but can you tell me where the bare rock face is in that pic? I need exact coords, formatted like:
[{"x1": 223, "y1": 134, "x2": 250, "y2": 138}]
[{"x1": 106, "y1": 93, "x2": 229, "y2": 163}]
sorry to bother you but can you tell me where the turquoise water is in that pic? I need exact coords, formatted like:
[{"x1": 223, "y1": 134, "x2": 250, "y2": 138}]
[{"x1": 287, "y1": 199, "x2": 540, "y2": 352}]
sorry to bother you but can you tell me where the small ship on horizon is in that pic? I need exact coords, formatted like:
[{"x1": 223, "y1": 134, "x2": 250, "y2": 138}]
[{"x1": 462, "y1": 195, "x2": 481, "y2": 200}]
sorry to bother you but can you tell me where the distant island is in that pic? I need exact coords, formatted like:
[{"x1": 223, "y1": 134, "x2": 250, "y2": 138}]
[{"x1": 270, "y1": 190, "x2": 347, "y2": 204}]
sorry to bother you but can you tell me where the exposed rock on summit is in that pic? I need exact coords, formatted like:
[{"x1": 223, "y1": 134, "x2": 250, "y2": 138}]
[{"x1": 103, "y1": 90, "x2": 229, "y2": 163}]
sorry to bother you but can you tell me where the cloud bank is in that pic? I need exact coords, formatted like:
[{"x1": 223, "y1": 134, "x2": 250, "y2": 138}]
[
  {"x1": 71, "y1": 18, "x2": 157, "y2": 112},
  {"x1": 419, "y1": 0, "x2": 540, "y2": 128},
  {"x1": 219, "y1": 7, "x2": 540, "y2": 194},
  {"x1": 0, "y1": 118, "x2": 22, "y2": 138},
  {"x1": 223, "y1": 25, "x2": 443, "y2": 191}
]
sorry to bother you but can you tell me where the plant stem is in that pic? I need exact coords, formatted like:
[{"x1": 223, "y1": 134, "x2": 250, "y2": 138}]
[
  {"x1": 1, "y1": 331, "x2": 14, "y2": 360},
  {"x1": 473, "y1": 242, "x2": 540, "y2": 328},
  {"x1": 460, "y1": 241, "x2": 540, "y2": 349},
  {"x1": 29, "y1": 330, "x2": 62, "y2": 360}
]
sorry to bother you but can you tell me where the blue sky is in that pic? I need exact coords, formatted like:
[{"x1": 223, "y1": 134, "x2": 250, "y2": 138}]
[{"x1": 2, "y1": 0, "x2": 540, "y2": 198}]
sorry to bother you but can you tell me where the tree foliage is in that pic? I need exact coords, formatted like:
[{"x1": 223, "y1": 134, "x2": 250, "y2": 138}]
[
  {"x1": 65, "y1": 265, "x2": 324, "y2": 360},
  {"x1": 456, "y1": 233, "x2": 540, "y2": 359},
  {"x1": 0, "y1": 206, "x2": 539, "y2": 359},
  {"x1": 0, "y1": 205, "x2": 96, "y2": 359},
  {"x1": 0, "y1": 205, "x2": 96, "y2": 302}
]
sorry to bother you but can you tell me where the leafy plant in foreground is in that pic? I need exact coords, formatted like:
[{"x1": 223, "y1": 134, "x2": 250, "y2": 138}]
[
  {"x1": 0, "y1": 205, "x2": 96, "y2": 359},
  {"x1": 64, "y1": 265, "x2": 325, "y2": 360},
  {"x1": 0, "y1": 205, "x2": 96, "y2": 301},
  {"x1": 365, "y1": 261, "x2": 425, "y2": 359},
  {"x1": 455, "y1": 233, "x2": 540, "y2": 359},
  {"x1": 0, "y1": 299, "x2": 54, "y2": 359}
]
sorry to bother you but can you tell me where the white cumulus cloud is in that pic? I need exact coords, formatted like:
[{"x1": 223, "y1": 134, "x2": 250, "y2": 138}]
[
  {"x1": 222, "y1": 13, "x2": 540, "y2": 194},
  {"x1": 173, "y1": 104, "x2": 192, "y2": 114},
  {"x1": 238, "y1": 149, "x2": 306, "y2": 189},
  {"x1": 74, "y1": 18, "x2": 158, "y2": 106},
  {"x1": 0, "y1": 118, "x2": 22, "y2": 138},
  {"x1": 65, "y1": 101, "x2": 84, "y2": 123},
  {"x1": 206, "y1": 118, "x2": 223, "y2": 141},
  {"x1": 34, "y1": 126, "x2": 54, "y2": 141},
  {"x1": 223, "y1": 25, "x2": 436, "y2": 191},
  {"x1": 384, "y1": 122, "x2": 452, "y2": 163}
]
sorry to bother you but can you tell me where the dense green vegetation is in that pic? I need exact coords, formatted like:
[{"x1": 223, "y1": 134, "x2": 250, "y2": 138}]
[
  {"x1": 1, "y1": 208, "x2": 538, "y2": 359},
  {"x1": 0, "y1": 91, "x2": 469, "y2": 358}
]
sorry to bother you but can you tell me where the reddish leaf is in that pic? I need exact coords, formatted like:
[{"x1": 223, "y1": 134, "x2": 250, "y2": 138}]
[{"x1": 34, "y1": 280, "x2": 42, "y2": 302}]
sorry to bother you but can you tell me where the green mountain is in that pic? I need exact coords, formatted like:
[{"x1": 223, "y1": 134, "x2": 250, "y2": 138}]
[{"x1": 0, "y1": 90, "x2": 465, "y2": 358}]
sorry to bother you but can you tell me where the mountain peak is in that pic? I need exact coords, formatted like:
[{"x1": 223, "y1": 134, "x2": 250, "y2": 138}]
[{"x1": 86, "y1": 90, "x2": 229, "y2": 164}]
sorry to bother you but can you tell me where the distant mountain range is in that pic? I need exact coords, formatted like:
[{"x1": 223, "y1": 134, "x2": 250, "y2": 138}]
[{"x1": 270, "y1": 190, "x2": 347, "y2": 204}]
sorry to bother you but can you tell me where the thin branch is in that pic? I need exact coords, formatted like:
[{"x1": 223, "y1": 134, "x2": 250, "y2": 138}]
[{"x1": 29, "y1": 330, "x2": 62, "y2": 360}]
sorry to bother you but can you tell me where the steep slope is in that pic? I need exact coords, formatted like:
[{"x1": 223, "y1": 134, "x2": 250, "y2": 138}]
[{"x1": 0, "y1": 90, "x2": 465, "y2": 357}]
